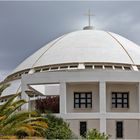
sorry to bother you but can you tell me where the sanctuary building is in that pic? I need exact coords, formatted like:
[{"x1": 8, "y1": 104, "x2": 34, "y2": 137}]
[{"x1": 1, "y1": 23, "x2": 140, "y2": 139}]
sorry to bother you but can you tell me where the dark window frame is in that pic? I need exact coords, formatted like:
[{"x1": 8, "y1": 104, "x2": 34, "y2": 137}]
[
  {"x1": 80, "y1": 121, "x2": 87, "y2": 137},
  {"x1": 116, "y1": 121, "x2": 123, "y2": 138},
  {"x1": 112, "y1": 92, "x2": 129, "y2": 108},
  {"x1": 74, "y1": 92, "x2": 92, "y2": 108},
  {"x1": 85, "y1": 65, "x2": 93, "y2": 69}
]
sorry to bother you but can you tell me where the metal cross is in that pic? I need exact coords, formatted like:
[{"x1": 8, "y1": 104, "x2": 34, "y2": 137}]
[{"x1": 85, "y1": 9, "x2": 94, "y2": 26}]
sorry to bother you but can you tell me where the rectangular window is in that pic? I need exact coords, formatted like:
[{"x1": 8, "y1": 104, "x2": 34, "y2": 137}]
[
  {"x1": 116, "y1": 121, "x2": 123, "y2": 138},
  {"x1": 112, "y1": 92, "x2": 129, "y2": 108},
  {"x1": 42, "y1": 67, "x2": 49, "y2": 71},
  {"x1": 80, "y1": 121, "x2": 87, "y2": 137},
  {"x1": 123, "y1": 66, "x2": 131, "y2": 70},
  {"x1": 85, "y1": 65, "x2": 93, "y2": 69},
  {"x1": 69, "y1": 65, "x2": 78, "y2": 68},
  {"x1": 35, "y1": 69, "x2": 41, "y2": 73},
  {"x1": 74, "y1": 92, "x2": 92, "y2": 108},
  {"x1": 60, "y1": 66, "x2": 68, "y2": 69},
  {"x1": 104, "y1": 65, "x2": 113, "y2": 69},
  {"x1": 50, "y1": 67, "x2": 58, "y2": 70},
  {"x1": 114, "y1": 65, "x2": 123, "y2": 70},
  {"x1": 94, "y1": 65, "x2": 103, "y2": 69}
]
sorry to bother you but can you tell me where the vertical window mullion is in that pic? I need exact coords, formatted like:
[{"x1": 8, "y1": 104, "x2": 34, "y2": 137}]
[
  {"x1": 122, "y1": 93, "x2": 124, "y2": 108},
  {"x1": 127, "y1": 93, "x2": 129, "y2": 108},
  {"x1": 85, "y1": 93, "x2": 87, "y2": 108},
  {"x1": 115, "y1": 93, "x2": 117, "y2": 108},
  {"x1": 79, "y1": 93, "x2": 81, "y2": 108},
  {"x1": 74, "y1": 93, "x2": 76, "y2": 108},
  {"x1": 91, "y1": 93, "x2": 92, "y2": 108}
]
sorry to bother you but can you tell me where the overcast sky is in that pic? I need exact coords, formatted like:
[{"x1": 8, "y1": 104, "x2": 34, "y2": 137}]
[{"x1": 0, "y1": 1, "x2": 140, "y2": 81}]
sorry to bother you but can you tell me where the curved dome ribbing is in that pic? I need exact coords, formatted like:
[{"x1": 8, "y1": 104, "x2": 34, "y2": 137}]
[{"x1": 13, "y1": 30, "x2": 140, "y2": 74}]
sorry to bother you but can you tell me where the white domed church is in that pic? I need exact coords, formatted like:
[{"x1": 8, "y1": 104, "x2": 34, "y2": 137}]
[{"x1": 1, "y1": 22, "x2": 140, "y2": 139}]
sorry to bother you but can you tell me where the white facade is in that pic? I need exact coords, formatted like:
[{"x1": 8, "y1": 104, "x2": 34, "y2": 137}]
[
  {"x1": 19, "y1": 70, "x2": 140, "y2": 139},
  {"x1": 1, "y1": 28, "x2": 140, "y2": 139}
]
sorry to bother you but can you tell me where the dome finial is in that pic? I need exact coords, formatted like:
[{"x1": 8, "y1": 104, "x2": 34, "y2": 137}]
[{"x1": 83, "y1": 9, "x2": 94, "y2": 30}]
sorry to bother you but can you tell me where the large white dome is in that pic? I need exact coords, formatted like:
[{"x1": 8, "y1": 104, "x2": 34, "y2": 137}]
[{"x1": 13, "y1": 30, "x2": 140, "y2": 74}]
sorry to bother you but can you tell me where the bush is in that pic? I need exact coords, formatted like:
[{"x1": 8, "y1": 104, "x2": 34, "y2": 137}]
[
  {"x1": 86, "y1": 129, "x2": 109, "y2": 140},
  {"x1": 45, "y1": 114, "x2": 72, "y2": 139}
]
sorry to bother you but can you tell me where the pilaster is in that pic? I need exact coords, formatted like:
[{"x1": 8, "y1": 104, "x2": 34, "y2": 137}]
[
  {"x1": 60, "y1": 82, "x2": 67, "y2": 114},
  {"x1": 99, "y1": 81, "x2": 106, "y2": 133}
]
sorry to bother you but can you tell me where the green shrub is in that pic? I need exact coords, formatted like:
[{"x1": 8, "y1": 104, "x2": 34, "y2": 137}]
[
  {"x1": 45, "y1": 114, "x2": 72, "y2": 139},
  {"x1": 86, "y1": 128, "x2": 109, "y2": 140}
]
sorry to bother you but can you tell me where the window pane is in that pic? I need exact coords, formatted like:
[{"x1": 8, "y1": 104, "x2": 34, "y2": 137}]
[
  {"x1": 123, "y1": 94, "x2": 128, "y2": 98},
  {"x1": 112, "y1": 104, "x2": 116, "y2": 108},
  {"x1": 87, "y1": 104, "x2": 92, "y2": 108},
  {"x1": 75, "y1": 94, "x2": 79, "y2": 98},
  {"x1": 117, "y1": 104, "x2": 122, "y2": 108},
  {"x1": 75, "y1": 104, "x2": 79, "y2": 108},
  {"x1": 123, "y1": 104, "x2": 128, "y2": 108},
  {"x1": 112, "y1": 94, "x2": 116, "y2": 98},
  {"x1": 112, "y1": 99, "x2": 116, "y2": 103},
  {"x1": 81, "y1": 94, "x2": 86, "y2": 98},
  {"x1": 123, "y1": 99, "x2": 128, "y2": 103},
  {"x1": 81, "y1": 99, "x2": 86, "y2": 103},
  {"x1": 117, "y1": 99, "x2": 122, "y2": 103},
  {"x1": 75, "y1": 99, "x2": 79, "y2": 103},
  {"x1": 117, "y1": 94, "x2": 122, "y2": 98},
  {"x1": 87, "y1": 94, "x2": 92, "y2": 98},
  {"x1": 87, "y1": 99, "x2": 91, "y2": 103},
  {"x1": 81, "y1": 104, "x2": 86, "y2": 108}
]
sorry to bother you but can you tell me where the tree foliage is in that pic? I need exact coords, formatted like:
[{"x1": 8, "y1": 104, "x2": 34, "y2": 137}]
[
  {"x1": 0, "y1": 83, "x2": 10, "y2": 95},
  {"x1": 86, "y1": 128, "x2": 110, "y2": 140},
  {"x1": 45, "y1": 114, "x2": 72, "y2": 139},
  {"x1": 0, "y1": 84, "x2": 48, "y2": 139}
]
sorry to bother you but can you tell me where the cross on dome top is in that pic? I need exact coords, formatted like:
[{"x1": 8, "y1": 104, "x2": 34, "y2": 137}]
[
  {"x1": 83, "y1": 9, "x2": 94, "y2": 30},
  {"x1": 85, "y1": 9, "x2": 94, "y2": 27}
]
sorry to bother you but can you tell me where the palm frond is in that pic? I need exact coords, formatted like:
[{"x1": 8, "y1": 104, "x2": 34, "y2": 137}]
[
  {"x1": 32, "y1": 125, "x2": 47, "y2": 136},
  {"x1": 0, "y1": 83, "x2": 10, "y2": 94},
  {"x1": 6, "y1": 99, "x2": 27, "y2": 116},
  {"x1": 0, "y1": 87, "x2": 48, "y2": 138},
  {"x1": 22, "y1": 117, "x2": 48, "y2": 124},
  {"x1": 3, "y1": 111, "x2": 31, "y2": 126},
  {"x1": 16, "y1": 124, "x2": 35, "y2": 136},
  {"x1": 0, "y1": 94, "x2": 19, "y2": 114}
]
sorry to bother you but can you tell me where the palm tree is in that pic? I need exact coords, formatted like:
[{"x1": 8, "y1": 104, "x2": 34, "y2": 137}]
[
  {"x1": 0, "y1": 83, "x2": 10, "y2": 95},
  {"x1": 0, "y1": 84, "x2": 48, "y2": 139}
]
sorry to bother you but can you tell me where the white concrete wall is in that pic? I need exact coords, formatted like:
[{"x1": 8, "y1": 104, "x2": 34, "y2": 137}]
[
  {"x1": 66, "y1": 119, "x2": 140, "y2": 139},
  {"x1": 21, "y1": 71, "x2": 140, "y2": 139},
  {"x1": 66, "y1": 119, "x2": 100, "y2": 136},
  {"x1": 66, "y1": 83, "x2": 99, "y2": 113},
  {"x1": 107, "y1": 119, "x2": 139, "y2": 139},
  {"x1": 29, "y1": 84, "x2": 60, "y2": 95},
  {"x1": 106, "y1": 83, "x2": 139, "y2": 112},
  {"x1": 45, "y1": 84, "x2": 60, "y2": 95}
]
